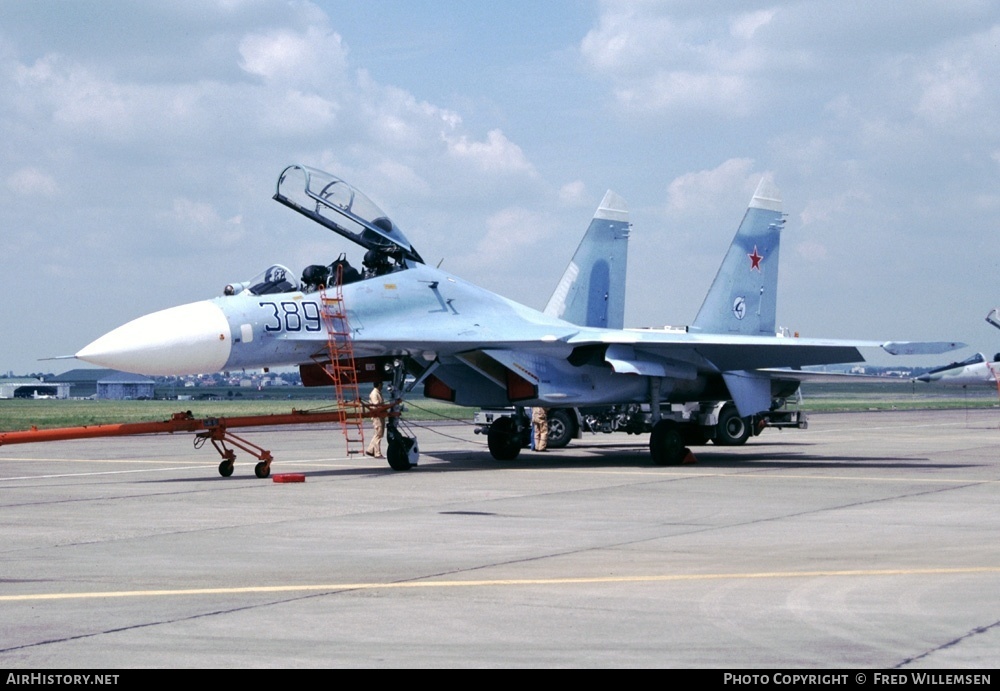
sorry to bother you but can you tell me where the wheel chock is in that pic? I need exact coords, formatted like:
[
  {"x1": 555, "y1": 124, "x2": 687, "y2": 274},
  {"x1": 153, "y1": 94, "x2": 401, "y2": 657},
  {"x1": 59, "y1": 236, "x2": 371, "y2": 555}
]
[
  {"x1": 272, "y1": 473, "x2": 306, "y2": 483},
  {"x1": 681, "y1": 448, "x2": 697, "y2": 465}
]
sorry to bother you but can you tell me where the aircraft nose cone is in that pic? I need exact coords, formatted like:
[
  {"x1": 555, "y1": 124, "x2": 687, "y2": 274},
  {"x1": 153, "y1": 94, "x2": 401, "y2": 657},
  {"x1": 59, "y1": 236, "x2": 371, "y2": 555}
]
[
  {"x1": 76, "y1": 301, "x2": 232, "y2": 376},
  {"x1": 915, "y1": 374, "x2": 931, "y2": 383}
]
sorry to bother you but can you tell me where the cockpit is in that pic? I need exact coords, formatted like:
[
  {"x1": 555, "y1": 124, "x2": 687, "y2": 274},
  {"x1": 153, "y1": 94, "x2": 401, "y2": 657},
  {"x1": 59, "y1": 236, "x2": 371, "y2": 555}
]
[
  {"x1": 223, "y1": 246, "x2": 407, "y2": 298},
  {"x1": 221, "y1": 166, "x2": 424, "y2": 298},
  {"x1": 223, "y1": 265, "x2": 297, "y2": 297}
]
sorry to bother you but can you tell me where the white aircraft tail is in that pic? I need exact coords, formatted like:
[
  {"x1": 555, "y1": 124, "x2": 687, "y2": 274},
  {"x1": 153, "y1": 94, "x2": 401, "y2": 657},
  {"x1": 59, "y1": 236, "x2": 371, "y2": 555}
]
[
  {"x1": 690, "y1": 179, "x2": 785, "y2": 335},
  {"x1": 544, "y1": 191, "x2": 630, "y2": 329}
]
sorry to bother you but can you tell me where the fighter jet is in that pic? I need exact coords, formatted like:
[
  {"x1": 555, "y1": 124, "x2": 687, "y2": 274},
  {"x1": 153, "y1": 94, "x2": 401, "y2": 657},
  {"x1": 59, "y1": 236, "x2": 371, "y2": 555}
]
[
  {"x1": 913, "y1": 309, "x2": 1000, "y2": 388},
  {"x1": 76, "y1": 165, "x2": 963, "y2": 471}
]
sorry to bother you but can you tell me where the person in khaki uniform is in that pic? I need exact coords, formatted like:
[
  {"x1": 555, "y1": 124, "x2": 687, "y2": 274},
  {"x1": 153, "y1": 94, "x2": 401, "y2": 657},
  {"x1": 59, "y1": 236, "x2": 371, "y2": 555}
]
[
  {"x1": 532, "y1": 407, "x2": 549, "y2": 452},
  {"x1": 366, "y1": 381, "x2": 385, "y2": 458}
]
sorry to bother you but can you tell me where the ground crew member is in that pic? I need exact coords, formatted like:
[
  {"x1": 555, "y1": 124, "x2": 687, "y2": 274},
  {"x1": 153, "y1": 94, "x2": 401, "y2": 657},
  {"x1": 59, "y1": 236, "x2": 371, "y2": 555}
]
[
  {"x1": 366, "y1": 381, "x2": 385, "y2": 458},
  {"x1": 532, "y1": 406, "x2": 549, "y2": 452}
]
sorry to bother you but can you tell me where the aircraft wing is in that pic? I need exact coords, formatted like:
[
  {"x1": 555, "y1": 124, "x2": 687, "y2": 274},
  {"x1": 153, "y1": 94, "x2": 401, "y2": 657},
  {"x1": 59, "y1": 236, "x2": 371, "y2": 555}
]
[
  {"x1": 297, "y1": 305, "x2": 963, "y2": 414},
  {"x1": 565, "y1": 329, "x2": 963, "y2": 371}
]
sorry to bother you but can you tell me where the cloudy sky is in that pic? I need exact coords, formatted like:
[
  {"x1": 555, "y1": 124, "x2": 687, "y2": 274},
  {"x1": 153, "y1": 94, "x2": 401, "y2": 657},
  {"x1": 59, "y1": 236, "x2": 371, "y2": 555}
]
[{"x1": 2, "y1": 0, "x2": 999, "y2": 376}]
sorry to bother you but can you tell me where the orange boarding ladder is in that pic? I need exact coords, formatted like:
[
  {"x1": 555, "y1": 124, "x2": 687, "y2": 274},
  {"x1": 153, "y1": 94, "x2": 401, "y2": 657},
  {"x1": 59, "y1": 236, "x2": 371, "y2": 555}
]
[{"x1": 318, "y1": 265, "x2": 366, "y2": 456}]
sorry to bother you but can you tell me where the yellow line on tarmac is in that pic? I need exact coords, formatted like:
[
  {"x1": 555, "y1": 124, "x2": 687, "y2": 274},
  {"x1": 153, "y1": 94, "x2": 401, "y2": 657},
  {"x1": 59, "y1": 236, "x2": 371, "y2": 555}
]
[{"x1": 3, "y1": 566, "x2": 999, "y2": 603}]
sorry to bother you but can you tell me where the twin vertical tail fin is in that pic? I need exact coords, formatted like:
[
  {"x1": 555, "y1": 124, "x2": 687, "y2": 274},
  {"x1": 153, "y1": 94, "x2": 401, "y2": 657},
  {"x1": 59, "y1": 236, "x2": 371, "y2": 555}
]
[
  {"x1": 690, "y1": 179, "x2": 785, "y2": 336},
  {"x1": 544, "y1": 191, "x2": 630, "y2": 329}
]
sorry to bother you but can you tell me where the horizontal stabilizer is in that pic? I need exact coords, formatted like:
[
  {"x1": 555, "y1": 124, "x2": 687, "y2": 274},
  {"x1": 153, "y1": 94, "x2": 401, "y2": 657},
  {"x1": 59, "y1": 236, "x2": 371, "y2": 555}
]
[{"x1": 881, "y1": 341, "x2": 967, "y2": 355}]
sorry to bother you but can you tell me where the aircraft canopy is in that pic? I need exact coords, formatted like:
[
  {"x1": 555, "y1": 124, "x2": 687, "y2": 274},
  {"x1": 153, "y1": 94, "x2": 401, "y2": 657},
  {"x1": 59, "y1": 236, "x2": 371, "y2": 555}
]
[{"x1": 273, "y1": 165, "x2": 423, "y2": 264}]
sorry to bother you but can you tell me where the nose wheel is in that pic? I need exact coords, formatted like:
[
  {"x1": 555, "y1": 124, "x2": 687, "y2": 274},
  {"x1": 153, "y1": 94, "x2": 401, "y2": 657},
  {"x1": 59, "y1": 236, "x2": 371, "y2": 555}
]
[{"x1": 386, "y1": 423, "x2": 418, "y2": 471}]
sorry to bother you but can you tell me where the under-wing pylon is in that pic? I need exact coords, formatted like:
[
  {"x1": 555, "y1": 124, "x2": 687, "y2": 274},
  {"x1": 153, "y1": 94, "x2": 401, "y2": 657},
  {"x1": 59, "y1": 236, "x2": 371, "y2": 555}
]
[{"x1": 72, "y1": 165, "x2": 964, "y2": 473}]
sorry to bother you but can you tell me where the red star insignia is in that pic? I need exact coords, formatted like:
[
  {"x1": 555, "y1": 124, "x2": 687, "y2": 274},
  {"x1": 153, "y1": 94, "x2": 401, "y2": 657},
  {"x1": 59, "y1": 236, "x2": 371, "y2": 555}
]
[{"x1": 748, "y1": 246, "x2": 763, "y2": 271}]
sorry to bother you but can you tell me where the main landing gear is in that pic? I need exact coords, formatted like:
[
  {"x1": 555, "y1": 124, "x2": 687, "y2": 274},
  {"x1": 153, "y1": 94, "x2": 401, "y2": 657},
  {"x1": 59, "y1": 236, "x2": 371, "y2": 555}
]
[
  {"x1": 713, "y1": 403, "x2": 752, "y2": 446},
  {"x1": 648, "y1": 419, "x2": 690, "y2": 465},
  {"x1": 487, "y1": 410, "x2": 530, "y2": 461}
]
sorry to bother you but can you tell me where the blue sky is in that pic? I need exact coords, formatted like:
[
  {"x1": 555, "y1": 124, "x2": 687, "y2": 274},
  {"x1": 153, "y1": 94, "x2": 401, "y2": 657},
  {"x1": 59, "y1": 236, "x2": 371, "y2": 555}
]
[{"x1": 2, "y1": 0, "x2": 999, "y2": 375}]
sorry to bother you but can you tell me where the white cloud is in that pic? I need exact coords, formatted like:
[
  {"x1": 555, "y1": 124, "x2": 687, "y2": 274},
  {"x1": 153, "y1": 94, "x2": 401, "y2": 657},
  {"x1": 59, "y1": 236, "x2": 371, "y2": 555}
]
[
  {"x1": 793, "y1": 240, "x2": 828, "y2": 262},
  {"x1": 6, "y1": 167, "x2": 58, "y2": 196},
  {"x1": 238, "y1": 26, "x2": 348, "y2": 88},
  {"x1": 666, "y1": 158, "x2": 759, "y2": 212},
  {"x1": 461, "y1": 206, "x2": 553, "y2": 269},
  {"x1": 558, "y1": 180, "x2": 587, "y2": 205},
  {"x1": 618, "y1": 71, "x2": 751, "y2": 115},
  {"x1": 254, "y1": 88, "x2": 340, "y2": 135},
  {"x1": 579, "y1": 4, "x2": 774, "y2": 116},
  {"x1": 915, "y1": 58, "x2": 983, "y2": 125},
  {"x1": 730, "y1": 9, "x2": 775, "y2": 40},
  {"x1": 445, "y1": 129, "x2": 536, "y2": 176},
  {"x1": 169, "y1": 198, "x2": 245, "y2": 248},
  {"x1": 11, "y1": 53, "x2": 220, "y2": 144}
]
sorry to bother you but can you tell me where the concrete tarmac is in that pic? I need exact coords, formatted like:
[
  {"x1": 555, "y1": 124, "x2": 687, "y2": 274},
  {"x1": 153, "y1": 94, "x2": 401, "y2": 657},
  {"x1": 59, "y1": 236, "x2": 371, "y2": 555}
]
[{"x1": 1, "y1": 409, "x2": 999, "y2": 669}]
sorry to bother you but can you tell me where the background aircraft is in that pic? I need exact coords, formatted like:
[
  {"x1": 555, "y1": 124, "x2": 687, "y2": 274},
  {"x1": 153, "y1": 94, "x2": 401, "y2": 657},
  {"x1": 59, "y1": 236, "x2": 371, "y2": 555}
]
[
  {"x1": 75, "y1": 165, "x2": 962, "y2": 472},
  {"x1": 913, "y1": 309, "x2": 1000, "y2": 388}
]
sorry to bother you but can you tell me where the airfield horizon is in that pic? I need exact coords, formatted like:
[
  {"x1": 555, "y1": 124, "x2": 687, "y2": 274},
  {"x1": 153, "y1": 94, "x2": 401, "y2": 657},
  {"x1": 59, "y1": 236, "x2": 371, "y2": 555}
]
[{"x1": 1, "y1": 383, "x2": 998, "y2": 434}]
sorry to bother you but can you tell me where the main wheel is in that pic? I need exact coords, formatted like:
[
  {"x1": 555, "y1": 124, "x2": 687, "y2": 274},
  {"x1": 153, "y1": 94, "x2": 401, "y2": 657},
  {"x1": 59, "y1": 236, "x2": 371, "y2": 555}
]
[
  {"x1": 488, "y1": 416, "x2": 522, "y2": 461},
  {"x1": 218, "y1": 460, "x2": 234, "y2": 477},
  {"x1": 714, "y1": 404, "x2": 751, "y2": 446},
  {"x1": 546, "y1": 409, "x2": 574, "y2": 449},
  {"x1": 649, "y1": 420, "x2": 686, "y2": 465},
  {"x1": 254, "y1": 461, "x2": 270, "y2": 479}
]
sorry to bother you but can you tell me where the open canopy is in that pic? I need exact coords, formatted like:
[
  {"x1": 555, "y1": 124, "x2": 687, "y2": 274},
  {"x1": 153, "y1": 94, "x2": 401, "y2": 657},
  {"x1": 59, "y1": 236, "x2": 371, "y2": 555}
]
[{"x1": 273, "y1": 164, "x2": 423, "y2": 264}]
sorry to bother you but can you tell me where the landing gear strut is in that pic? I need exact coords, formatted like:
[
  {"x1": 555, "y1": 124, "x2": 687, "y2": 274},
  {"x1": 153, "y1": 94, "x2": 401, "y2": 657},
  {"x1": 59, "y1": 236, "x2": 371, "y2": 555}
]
[{"x1": 382, "y1": 358, "x2": 419, "y2": 471}]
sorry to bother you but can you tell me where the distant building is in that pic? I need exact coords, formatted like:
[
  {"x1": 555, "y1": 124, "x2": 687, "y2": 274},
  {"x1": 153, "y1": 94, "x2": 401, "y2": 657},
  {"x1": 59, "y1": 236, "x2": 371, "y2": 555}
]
[
  {"x1": 0, "y1": 377, "x2": 71, "y2": 399},
  {"x1": 48, "y1": 369, "x2": 155, "y2": 400},
  {"x1": 96, "y1": 371, "x2": 155, "y2": 400}
]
